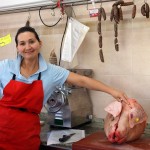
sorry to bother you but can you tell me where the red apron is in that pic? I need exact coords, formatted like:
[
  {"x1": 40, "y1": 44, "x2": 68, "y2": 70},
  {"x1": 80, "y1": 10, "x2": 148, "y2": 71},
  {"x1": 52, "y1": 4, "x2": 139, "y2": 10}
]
[{"x1": 0, "y1": 73, "x2": 44, "y2": 150}]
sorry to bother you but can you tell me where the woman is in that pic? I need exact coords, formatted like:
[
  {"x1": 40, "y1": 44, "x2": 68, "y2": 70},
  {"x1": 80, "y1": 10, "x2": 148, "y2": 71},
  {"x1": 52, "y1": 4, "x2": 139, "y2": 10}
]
[{"x1": 0, "y1": 26, "x2": 128, "y2": 150}]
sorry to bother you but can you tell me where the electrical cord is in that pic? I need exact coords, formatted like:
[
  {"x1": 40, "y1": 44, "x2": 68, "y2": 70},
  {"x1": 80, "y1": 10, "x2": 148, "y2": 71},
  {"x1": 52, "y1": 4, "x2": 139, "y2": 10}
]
[
  {"x1": 38, "y1": 5, "x2": 69, "y2": 66},
  {"x1": 39, "y1": 6, "x2": 62, "y2": 27}
]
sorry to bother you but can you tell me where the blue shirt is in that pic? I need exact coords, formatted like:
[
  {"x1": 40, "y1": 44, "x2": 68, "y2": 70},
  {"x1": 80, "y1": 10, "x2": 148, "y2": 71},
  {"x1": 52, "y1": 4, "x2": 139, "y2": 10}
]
[{"x1": 0, "y1": 53, "x2": 69, "y2": 105}]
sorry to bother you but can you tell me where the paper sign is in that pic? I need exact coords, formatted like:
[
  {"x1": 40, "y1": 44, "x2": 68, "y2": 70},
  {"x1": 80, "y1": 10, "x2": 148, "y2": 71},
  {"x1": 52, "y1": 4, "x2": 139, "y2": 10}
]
[
  {"x1": 0, "y1": 34, "x2": 12, "y2": 47},
  {"x1": 89, "y1": 8, "x2": 99, "y2": 17},
  {"x1": 61, "y1": 18, "x2": 89, "y2": 62}
]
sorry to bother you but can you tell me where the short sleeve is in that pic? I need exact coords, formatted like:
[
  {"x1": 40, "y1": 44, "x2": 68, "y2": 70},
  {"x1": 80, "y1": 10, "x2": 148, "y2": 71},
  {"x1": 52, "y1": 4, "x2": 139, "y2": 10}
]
[
  {"x1": 0, "y1": 60, "x2": 7, "y2": 99},
  {"x1": 51, "y1": 65, "x2": 70, "y2": 86}
]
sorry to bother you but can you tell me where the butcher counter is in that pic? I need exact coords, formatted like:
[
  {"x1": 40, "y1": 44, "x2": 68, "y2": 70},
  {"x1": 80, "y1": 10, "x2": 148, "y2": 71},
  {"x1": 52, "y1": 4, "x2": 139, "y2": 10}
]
[{"x1": 39, "y1": 113, "x2": 150, "y2": 150}]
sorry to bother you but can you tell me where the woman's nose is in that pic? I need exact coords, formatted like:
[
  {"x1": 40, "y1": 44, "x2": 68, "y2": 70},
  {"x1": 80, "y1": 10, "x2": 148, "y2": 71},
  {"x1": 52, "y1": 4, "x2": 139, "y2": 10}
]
[{"x1": 25, "y1": 43, "x2": 31, "y2": 49}]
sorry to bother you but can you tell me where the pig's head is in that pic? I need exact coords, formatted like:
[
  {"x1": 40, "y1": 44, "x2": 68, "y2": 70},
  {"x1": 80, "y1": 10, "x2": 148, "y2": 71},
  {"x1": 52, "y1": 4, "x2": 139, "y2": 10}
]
[{"x1": 104, "y1": 99, "x2": 147, "y2": 144}]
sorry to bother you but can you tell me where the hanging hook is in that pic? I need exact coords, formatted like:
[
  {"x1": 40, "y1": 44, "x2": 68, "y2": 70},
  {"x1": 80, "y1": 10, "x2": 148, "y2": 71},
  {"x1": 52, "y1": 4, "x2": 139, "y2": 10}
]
[
  {"x1": 100, "y1": 0, "x2": 102, "y2": 7},
  {"x1": 86, "y1": 0, "x2": 89, "y2": 10},
  {"x1": 71, "y1": 4, "x2": 76, "y2": 18},
  {"x1": 25, "y1": 9, "x2": 31, "y2": 27},
  {"x1": 91, "y1": 0, "x2": 96, "y2": 9},
  {"x1": 51, "y1": 9, "x2": 55, "y2": 16},
  {"x1": 28, "y1": 9, "x2": 31, "y2": 20}
]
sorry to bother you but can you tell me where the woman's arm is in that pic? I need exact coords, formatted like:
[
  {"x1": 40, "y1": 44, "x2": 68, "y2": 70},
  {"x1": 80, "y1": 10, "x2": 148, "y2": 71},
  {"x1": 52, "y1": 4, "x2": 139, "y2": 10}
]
[{"x1": 66, "y1": 72, "x2": 129, "y2": 104}]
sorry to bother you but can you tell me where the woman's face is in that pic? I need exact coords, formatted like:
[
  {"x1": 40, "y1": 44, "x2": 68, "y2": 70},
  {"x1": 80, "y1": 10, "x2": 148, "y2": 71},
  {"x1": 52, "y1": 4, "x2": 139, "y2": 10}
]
[{"x1": 16, "y1": 31, "x2": 42, "y2": 60}]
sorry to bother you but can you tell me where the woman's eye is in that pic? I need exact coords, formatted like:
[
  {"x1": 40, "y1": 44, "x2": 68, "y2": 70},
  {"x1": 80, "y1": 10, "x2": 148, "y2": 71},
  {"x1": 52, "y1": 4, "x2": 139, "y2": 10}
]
[
  {"x1": 20, "y1": 43, "x2": 25, "y2": 46},
  {"x1": 29, "y1": 40, "x2": 35, "y2": 44}
]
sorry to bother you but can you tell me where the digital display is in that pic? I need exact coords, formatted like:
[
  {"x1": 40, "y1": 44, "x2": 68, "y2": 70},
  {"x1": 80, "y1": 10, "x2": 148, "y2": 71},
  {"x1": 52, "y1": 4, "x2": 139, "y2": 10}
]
[{"x1": 54, "y1": 119, "x2": 63, "y2": 126}]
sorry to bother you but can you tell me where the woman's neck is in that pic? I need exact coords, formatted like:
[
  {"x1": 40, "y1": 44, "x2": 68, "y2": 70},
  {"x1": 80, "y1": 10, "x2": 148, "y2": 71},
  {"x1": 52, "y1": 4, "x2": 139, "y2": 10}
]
[{"x1": 20, "y1": 58, "x2": 39, "y2": 78}]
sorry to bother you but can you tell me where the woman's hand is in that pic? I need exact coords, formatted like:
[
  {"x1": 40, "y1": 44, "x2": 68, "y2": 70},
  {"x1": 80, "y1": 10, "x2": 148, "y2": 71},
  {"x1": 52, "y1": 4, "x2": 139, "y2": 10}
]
[{"x1": 110, "y1": 88, "x2": 129, "y2": 104}]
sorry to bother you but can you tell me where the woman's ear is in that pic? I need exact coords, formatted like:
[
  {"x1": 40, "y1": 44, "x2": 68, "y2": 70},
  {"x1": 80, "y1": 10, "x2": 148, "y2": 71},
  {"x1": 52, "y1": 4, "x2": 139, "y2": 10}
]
[
  {"x1": 16, "y1": 45, "x2": 19, "y2": 52},
  {"x1": 39, "y1": 40, "x2": 42, "y2": 46}
]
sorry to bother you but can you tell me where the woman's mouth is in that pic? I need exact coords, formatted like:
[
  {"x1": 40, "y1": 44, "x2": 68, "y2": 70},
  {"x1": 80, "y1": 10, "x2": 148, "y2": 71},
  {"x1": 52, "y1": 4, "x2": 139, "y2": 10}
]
[{"x1": 25, "y1": 50, "x2": 34, "y2": 53}]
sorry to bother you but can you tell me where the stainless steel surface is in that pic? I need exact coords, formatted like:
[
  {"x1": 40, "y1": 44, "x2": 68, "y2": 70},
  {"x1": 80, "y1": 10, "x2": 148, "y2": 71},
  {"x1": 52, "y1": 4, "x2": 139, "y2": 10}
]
[
  {"x1": 47, "y1": 86, "x2": 68, "y2": 113},
  {"x1": 46, "y1": 69, "x2": 93, "y2": 128}
]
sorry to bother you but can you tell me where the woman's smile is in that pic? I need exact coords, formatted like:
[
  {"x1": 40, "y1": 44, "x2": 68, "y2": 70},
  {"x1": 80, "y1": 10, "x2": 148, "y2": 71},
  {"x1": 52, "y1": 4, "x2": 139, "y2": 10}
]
[{"x1": 25, "y1": 50, "x2": 35, "y2": 54}]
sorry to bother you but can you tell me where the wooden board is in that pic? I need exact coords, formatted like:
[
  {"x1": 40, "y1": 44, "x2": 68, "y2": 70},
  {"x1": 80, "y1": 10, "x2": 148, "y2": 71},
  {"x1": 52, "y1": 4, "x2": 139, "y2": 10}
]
[{"x1": 72, "y1": 131, "x2": 150, "y2": 150}]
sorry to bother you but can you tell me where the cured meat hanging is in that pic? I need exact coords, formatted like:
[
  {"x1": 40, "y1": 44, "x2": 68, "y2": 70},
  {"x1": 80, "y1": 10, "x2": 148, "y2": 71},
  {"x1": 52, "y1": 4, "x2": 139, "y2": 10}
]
[
  {"x1": 132, "y1": 3, "x2": 136, "y2": 19},
  {"x1": 141, "y1": 1, "x2": 150, "y2": 18},
  {"x1": 97, "y1": 3, "x2": 106, "y2": 62},
  {"x1": 110, "y1": 0, "x2": 135, "y2": 52}
]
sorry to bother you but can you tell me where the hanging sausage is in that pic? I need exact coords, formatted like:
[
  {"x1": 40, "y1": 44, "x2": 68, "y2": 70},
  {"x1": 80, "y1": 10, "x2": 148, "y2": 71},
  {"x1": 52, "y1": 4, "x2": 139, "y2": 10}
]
[
  {"x1": 110, "y1": 0, "x2": 135, "y2": 52},
  {"x1": 141, "y1": 1, "x2": 150, "y2": 18},
  {"x1": 110, "y1": 1, "x2": 122, "y2": 51},
  {"x1": 132, "y1": 2, "x2": 136, "y2": 19},
  {"x1": 97, "y1": 3, "x2": 106, "y2": 62}
]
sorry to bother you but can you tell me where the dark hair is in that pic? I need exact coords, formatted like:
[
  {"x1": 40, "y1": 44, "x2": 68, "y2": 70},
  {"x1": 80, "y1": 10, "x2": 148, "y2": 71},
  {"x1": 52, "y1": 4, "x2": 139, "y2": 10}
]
[{"x1": 15, "y1": 26, "x2": 40, "y2": 46}]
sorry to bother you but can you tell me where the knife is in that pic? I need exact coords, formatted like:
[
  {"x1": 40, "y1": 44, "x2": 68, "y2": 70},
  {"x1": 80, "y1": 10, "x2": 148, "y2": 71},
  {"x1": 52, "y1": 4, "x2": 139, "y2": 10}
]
[{"x1": 59, "y1": 133, "x2": 75, "y2": 143}]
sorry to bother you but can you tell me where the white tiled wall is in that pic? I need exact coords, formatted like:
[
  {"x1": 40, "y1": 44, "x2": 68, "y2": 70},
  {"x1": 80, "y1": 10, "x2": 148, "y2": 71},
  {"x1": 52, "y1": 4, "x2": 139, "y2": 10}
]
[{"x1": 0, "y1": 1, "x2": 150, "y2": 122}]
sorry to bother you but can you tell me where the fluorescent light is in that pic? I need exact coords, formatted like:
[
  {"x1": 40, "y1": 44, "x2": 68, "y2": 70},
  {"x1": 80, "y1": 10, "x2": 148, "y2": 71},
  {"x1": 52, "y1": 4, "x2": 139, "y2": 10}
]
[{"x1": 0, "y1": 0, "x2": 55, "y2": 11}]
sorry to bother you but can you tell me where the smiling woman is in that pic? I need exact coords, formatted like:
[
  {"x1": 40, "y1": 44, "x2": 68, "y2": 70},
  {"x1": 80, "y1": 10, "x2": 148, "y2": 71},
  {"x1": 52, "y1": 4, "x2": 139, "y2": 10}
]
[
  {"x1": 15, "y1": 28, "x2": 42, "y2": 78},
  {"x1": 0, "y1": 25, "x2": 128, "y2": 150}
]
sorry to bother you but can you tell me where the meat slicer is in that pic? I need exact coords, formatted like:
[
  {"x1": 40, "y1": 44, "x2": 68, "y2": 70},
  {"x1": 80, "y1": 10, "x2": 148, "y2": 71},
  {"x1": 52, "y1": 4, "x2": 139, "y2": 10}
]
[{"x1": 45, "y1": 69, "x2": 93, "y2": 128}]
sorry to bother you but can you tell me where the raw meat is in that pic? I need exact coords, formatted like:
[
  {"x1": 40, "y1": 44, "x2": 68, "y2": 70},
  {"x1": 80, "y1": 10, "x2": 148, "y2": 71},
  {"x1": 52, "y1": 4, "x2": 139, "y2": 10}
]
[{"x1": 104, "y1": 99, "x2": 147, "y2": 144}]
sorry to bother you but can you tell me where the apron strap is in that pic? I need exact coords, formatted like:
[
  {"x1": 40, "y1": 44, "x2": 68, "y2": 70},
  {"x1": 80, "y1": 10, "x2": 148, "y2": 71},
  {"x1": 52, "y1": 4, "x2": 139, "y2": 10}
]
[
  {"x1": 38, "y1": 72, "x2": 41, "y2": 80},
  {"x1": 12, "y1": 74, "x2": 16, "y2": 80},
  {"x1": 12, "y1": 72, "x2": 41, "y2": 80}
]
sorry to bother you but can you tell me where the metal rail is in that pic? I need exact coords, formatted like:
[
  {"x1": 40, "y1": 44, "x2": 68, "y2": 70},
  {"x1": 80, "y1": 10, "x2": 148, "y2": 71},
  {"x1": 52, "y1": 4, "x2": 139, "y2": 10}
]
[{"x1": 0, "y1": 0, "x2": 117, "y2": 15}]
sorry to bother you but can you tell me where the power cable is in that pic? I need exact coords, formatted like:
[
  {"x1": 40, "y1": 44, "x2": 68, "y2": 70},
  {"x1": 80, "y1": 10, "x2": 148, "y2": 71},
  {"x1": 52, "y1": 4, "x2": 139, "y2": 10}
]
[{"x1": 39, "y1": 6, "x2": 62, "y2": 27}]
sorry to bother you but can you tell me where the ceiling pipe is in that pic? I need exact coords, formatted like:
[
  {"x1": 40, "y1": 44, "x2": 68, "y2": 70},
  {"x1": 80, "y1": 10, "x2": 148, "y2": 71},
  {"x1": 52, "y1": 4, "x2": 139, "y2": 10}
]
[{"x1": 0, "y1": 0, "x2": 117, "y2": 15}]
